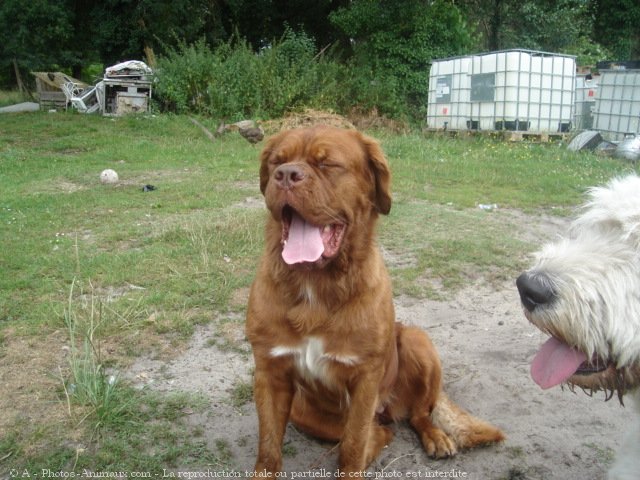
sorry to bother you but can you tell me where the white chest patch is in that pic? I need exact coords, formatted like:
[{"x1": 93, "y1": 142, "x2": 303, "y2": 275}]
[
  {"x1": 270, "y1": 337, "x2": 360, "y2": 388},
  {"x1": 301, "y1": 281, "x2": 315, "y2": 304}
]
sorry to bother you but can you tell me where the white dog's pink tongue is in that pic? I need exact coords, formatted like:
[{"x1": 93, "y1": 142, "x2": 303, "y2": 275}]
[
  {"x1": 531, "y1": 337, "x2": 587, "y2": 389},
  {"x1": 282, "y1": 212, "x2": 324, "y2": 264}
]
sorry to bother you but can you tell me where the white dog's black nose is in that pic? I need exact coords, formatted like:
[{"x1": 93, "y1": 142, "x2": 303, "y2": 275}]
[{"x1": 516, "y1": 272, "x2": 556, "y2": 312}]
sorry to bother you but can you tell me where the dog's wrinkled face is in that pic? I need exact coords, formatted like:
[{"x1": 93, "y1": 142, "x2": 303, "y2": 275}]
[
  {"x1": 517, "y1": 175, "x2": 640, "y2": 403},
  {"x1": 259, "y1": 126, "x2": 391, "y2": 269}
]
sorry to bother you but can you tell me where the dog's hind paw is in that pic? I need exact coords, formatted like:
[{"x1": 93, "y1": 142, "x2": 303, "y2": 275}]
[{"x1": 420, "y1": 427, "x2": 457, "y2": 458}]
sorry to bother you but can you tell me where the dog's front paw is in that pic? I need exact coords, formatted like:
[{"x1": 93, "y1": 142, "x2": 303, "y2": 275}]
[{"x1": 364, "y1": 425, "x2": 394, "y2": 465}]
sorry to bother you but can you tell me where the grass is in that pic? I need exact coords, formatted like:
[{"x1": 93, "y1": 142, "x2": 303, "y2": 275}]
[
  {"x1": 382, "y1": 202, "x2": 530, "y2": 297},
  {"x1": 0, "y1": 112, "x2": 264, "y2": 333},
  {"x1": 0, "y1": 90, "x2": 30, "y2": 108},
  {"x1": 229, "y1": 380, "x2": 254, "y2": 409},
  {"x1": 379, "y1": 131, "x2": 626, "y2": 209},
  {"x1": 0, "y1": 109, "x2": 635, "y2": 471},
  {"x1": 2, "y1": 277, "x2": 225, "y2": 472},
  {"x1": 583, "y1": 442, "x2": 616, "y2": 464},
  {"x1": 376, "y1": 131, "x2": 634, "y2": 296},
  {"x1": 7, "y1": 387, "x2": 223, "y2": 472},
  {"x1": 62, "y1": 277, "x2": 132, "y2": 432},
  {"x1": 1, "y1": 111, "x2": 261, "y2": 473}
]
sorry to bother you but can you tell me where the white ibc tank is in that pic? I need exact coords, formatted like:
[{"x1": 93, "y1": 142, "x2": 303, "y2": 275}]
[
  {"x1": 427, "y1": 50, "x2": 576, "y2": 133},
  {"x1": 593, "y1": 70, "x2": 640, "y2": 141},
  {"x1": 427, "y1": 56, "x2": 471, "y2": 130},
  {"x1": 574, "y1": 75, "x2": 598, "y2": 130}
]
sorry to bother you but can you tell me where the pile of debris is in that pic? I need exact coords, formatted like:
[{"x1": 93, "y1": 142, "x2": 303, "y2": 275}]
[
  {"x1": 263, "y1": 108, "x2": 355, "y2": 134},
  {"x1": 101, "y1": 61, "x2": 153, "y2": 115},
  {"x1": 33, "y1": 60, "x2": 153, "y2": 116},
  {"x1": 194, "y1": 111, "x2": 355, "y2": 145},
  {"x1": 568, "y1": 130, "x2": 640, "y2": 162},
  {"x1": 32, "y1": 72, "x2": 89, "y2": 110}
]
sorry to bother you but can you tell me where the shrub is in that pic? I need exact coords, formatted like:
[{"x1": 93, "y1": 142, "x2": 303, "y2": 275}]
[
  {"x1": 153, "y1": 38, "x2": 219, "y2": 114},
  {"x1": 154, "y1": 29, "x2": 351, "y2": 120}
]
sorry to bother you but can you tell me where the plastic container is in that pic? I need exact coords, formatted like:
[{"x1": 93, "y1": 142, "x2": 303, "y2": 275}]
[
  {"x1": 427, "y1": 50, "x2": 576, "y2": 133},
  {"x1": 593, "y1": 70, "x2": 640, "y2": 141},
  {"x1": 428, "y1": 56, "x2": 471, "y2": 130},
  {"x1": 574, "y1": 75, "x2": 598, "y2": 130},
  {"x1": 614, "y1": 136, "x2": 640, "y2": 162}
]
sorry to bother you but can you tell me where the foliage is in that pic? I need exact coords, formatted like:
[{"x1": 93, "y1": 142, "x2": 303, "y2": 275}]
[
  {"x1": 563, "y1": 36, "x2": 613, "y2": 68},
  {"x1": 330, "y1": 0, "x2": 474, "y2": 115},
  {"x1": 89, "y1": 0, "x2": 220, "y2": 67},
  {"x1": 508, "y1": 0, "x2": 615, "y2": 66},
  {"x1": 3, "y1": 0, "x2": 638, "y2": 117},
  {"x1": 221, "y1": 0, "x2": 349, "y2": 52},
  {"x1": 593, "y1": 0, "x2": 640, "y2": 61},
  {"x1": 458, "y1": 0, "x2": 631, "y2": 65},
  {"x1": 0, "y1": 0, "x2": 75, "y2": 85},
  {"x1": 497, "y1": 1, "x2": 598, "y2": 53},
  {"x1": 0, "y1": 90, "x2": 29, "y2": 108},
  {"x1": 154, "y1": 30, "x2": 349, "y2": 119},
  {"x1": 0, "y1": 0, "x2": 225, "y2": 87}
]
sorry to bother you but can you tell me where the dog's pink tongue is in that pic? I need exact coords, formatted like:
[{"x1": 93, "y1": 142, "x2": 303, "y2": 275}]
[
  {"x1": 531, "y1": 336, "x2": 587, "y2": 389},
  {"x1": 282, "y1": 212, "x2": 324, "y2": 264}
]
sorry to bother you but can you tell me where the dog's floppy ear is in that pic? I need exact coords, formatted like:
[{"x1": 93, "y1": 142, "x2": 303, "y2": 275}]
[
  {"x1": 360, "y1": 133, "x2": 392, "y2": 215},
  {"x1": 258, "y1": 134, "x2": 281, "y2": 195}
]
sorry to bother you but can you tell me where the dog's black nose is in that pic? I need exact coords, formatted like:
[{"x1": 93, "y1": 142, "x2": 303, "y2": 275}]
[
  {"x1": 516, "y1": 272, "x2": 556, "y2": 312},
  {"x1": 274, "y1": 164, "x2": 306, "y2": 190}
]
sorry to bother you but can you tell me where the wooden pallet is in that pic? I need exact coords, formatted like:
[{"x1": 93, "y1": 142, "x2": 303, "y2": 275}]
[
  {"x1": 501, "y1": 130, "x2": 568, "y2": 142},
  {"x1": 38, "y1": 91, "x2": 67, "y2": 110},
  {"x1": 424, "y1": 128, "x2": 569, "y2": 143}
]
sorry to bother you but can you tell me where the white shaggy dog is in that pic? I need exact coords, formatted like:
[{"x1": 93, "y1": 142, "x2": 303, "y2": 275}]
[{"x1": 516, "y1": 175, "x2": 640, "y2": 480}]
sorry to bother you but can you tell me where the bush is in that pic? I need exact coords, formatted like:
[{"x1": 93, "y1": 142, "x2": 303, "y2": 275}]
[
  {"x1": 153, "y1": 38, "x2": 219, "y2": 114},
  {"x1": 342, "y1": 65, "x2": 409, "y2": 119},
  {"x1": 154, "y1": 30, "x2": 351, "y2": 120}
]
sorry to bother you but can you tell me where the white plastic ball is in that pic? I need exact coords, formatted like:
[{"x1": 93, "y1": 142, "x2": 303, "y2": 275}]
[{"x1": 100, "y1": 169, "x2": 119, "y2": 184}]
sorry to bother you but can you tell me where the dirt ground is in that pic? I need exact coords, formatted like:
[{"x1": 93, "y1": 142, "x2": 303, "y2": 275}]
[{"x1": 127, "y1": 210, "x2": 632, "y2": 480}]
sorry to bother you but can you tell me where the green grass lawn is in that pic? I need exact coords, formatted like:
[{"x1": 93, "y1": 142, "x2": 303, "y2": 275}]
[
  {"x1": 1, "y1": 113, "x2": 263, "y2": 333},
  {"x1": 0, "y1": 110, "x2": 634, "y2": 471}
]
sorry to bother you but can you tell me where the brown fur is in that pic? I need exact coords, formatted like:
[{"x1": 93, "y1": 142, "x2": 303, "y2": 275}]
[{"x1": 245, "y1": 126, "x2": 504, "y2": 474}]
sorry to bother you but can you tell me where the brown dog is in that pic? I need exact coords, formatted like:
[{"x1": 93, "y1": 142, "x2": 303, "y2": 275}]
[{"x1": 245, "y1": 126, "x2": 504, "y2": 474}]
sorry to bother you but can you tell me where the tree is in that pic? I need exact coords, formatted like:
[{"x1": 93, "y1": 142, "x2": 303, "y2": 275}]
[
  {"x1": 0, "y1": 0, "x2": 231, "y2": 88},
  {"x1": 330, "y1": 0, "x2": 474, "y2": 111},
  {"x1": 593, "y1": 0, "x2": 640, "y2": 60},
  {"x1": 459, "y1": 0, "x2": 615, "y2": 65},
  {"x1": 219, "y1": 0, "x2": 349, "y2": 51},
  {"x1": 88, "y1": 0, "x2": 220, "y2": 67},
  {"x1": 0, "y1": 0, "x2": 76, "y2": 87}
]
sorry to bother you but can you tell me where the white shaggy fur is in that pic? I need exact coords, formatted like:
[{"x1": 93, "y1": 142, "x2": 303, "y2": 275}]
[{"x1": 518, "y1": 175, "x2": 640, "y2": 480}]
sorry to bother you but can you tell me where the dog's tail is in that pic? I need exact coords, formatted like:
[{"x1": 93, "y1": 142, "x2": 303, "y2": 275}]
[{"x1": 431, "y1": 391, "x2": 505, "y2": 449}]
